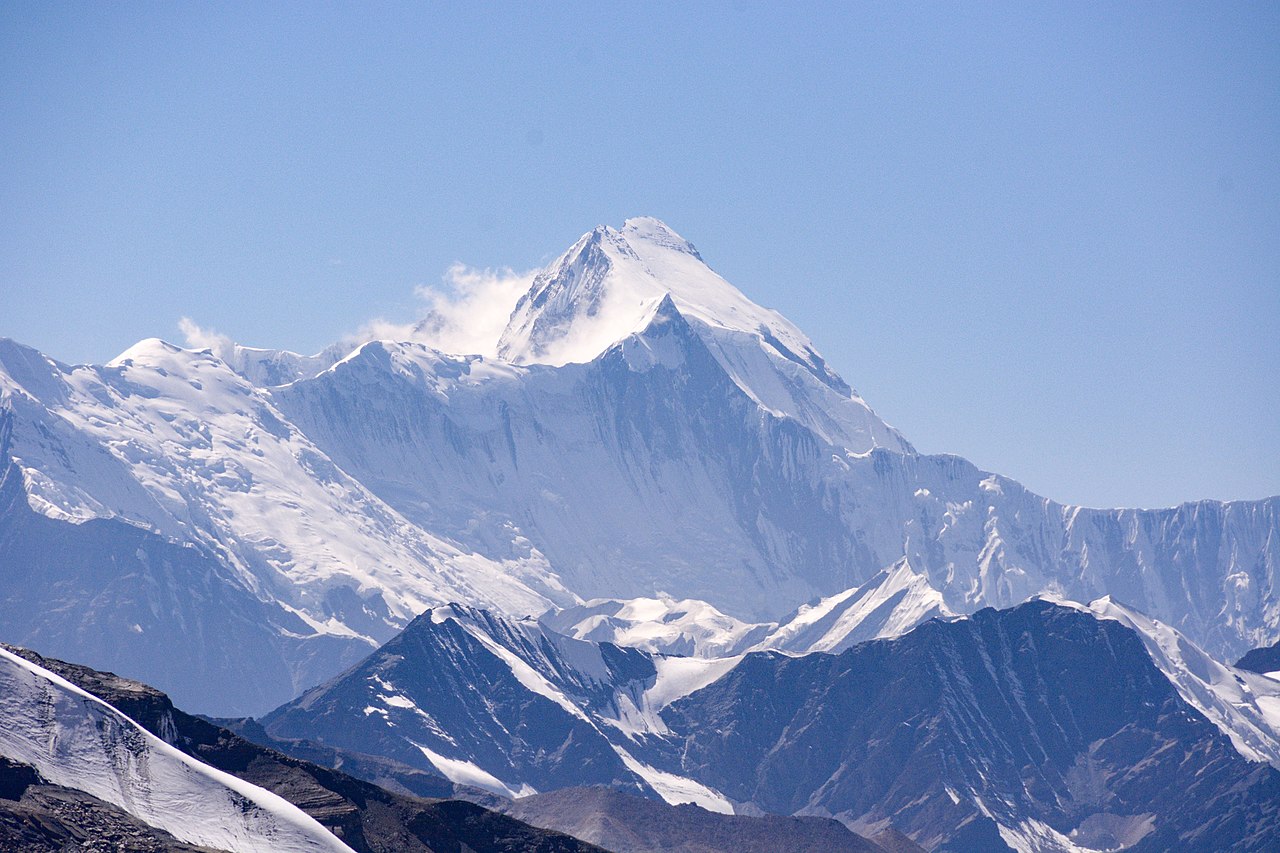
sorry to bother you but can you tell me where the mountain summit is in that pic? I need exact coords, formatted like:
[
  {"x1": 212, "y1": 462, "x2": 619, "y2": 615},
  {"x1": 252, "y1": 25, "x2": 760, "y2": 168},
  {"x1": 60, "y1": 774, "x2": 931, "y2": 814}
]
[
  {"x1": 497, "y1": 218, "x2": 910, "y2": 452},
  {"x1": 499, "y1": 218, "x2": 810, "y2": 370}
]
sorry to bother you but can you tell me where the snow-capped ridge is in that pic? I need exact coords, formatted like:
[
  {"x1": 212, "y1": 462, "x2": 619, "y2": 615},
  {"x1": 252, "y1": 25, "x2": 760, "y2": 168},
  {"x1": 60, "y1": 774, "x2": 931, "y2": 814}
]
[
  {"x1": 757, "y1": 557, "x2": 955, "y2": 655},
  {"x1": 1044, "y1": 595, "x2": 1280, "y2": 768},
  {"x1": 619, "y1": 216, "x2": 705, "y2": 259},
  {"x1": 545, "y1": 561, "x2": 955, "y2": 661},
  {"x1": 179, "y1": 316, "x2": 351, "y2": 386},
  {"x1": 0, "y1": 338, "x2": 74, "y2": 407},
  {"x1": 221, "y1": 342, "x2": 348, "y2": 387},
  {"x1": 107, "y1": 335, "x2": 343, "y2": 390},
  {"x1": 542, "y1": 594, "x2": 770, "y2": 659},
  {"x1": 420, "y1": 602, "x2": 618, "y2": 695},
  {"x1": 320, "y1": 338, "x2": 526, "y2": 391},
  {"x1": 0, "y1": 645, "x2": 352, "y2": 853}
]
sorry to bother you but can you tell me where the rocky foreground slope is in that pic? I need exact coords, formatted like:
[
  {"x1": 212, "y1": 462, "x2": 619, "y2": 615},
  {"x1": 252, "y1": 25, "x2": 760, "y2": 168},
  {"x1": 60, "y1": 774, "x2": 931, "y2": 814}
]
[{"x1": 0, "y1": 643, "x2": 606, "y2": 853}]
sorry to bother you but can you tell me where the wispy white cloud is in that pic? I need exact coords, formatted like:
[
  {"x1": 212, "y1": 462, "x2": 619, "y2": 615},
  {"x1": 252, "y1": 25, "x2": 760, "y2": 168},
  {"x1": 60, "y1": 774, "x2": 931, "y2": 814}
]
[
  {"x1": 355, "y1": 263, "x2": 533, "y2": 357},
  {"x1": 178, "y1": 317, "x2": 235, "y2": 359},
  {"x1": 178, "y1": 264, "x2": 534, "y2": 361}
]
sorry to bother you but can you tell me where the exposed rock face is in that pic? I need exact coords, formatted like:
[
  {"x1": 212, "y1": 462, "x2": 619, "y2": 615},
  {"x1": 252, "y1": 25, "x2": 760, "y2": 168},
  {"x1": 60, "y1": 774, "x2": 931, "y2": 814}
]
[
  {"x1": 263, "y1": 605, "x2": 660, "y2": 800},
  {"x1": 657, "y1": 601, "x2": 1280, "y2": 852},
  {"x1": 1237, "y1": 640, "x2": 1280, "y2": 675}
]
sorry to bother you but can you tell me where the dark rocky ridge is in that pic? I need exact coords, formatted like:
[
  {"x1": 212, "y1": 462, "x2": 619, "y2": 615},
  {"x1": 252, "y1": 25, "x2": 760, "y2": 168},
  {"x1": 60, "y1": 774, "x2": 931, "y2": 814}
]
[
  {"x1": 263, "y1": 605, "x2": 658, "y2": 797},
  {"x1": 210, "y1": 716, "x2": 461, "y2": 801},
  {"x1": 260, "y1": 600, "x2": 1280, "y2": 851},
  {"x1": 1235, "y1": 640, "x2": 1280, "y2": 675},
  {"x1": 657, "y1": 601, "x2": 1280, "y2": 851}
]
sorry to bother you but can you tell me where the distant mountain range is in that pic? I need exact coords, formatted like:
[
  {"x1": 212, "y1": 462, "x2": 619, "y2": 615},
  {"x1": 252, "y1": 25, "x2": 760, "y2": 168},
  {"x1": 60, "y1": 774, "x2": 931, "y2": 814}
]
[
  {"x1": 256, "y1": 598, "x2": 1280, "y2": 851},
  {"x1": 2, "y1": 218, "x2": 1278, "y2": 850}
]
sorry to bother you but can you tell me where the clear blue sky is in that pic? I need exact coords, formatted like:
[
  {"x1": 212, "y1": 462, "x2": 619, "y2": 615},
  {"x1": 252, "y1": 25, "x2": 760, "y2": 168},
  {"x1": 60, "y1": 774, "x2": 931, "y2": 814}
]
[{"x1": 2, "y1": 2, "x2": 1277, "y2": 508}]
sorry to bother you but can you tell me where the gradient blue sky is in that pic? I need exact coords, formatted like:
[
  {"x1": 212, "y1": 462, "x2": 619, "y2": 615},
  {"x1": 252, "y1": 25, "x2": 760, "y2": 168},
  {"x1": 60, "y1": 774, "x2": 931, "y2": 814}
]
[{"x1": 2, "y1": 2, "x2": 1277, "y2": 508}]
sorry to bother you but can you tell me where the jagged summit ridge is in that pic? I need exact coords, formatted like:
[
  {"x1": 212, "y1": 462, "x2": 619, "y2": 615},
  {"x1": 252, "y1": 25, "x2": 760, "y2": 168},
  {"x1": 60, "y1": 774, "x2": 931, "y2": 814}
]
[{"x1": 107, "y1": 217, "x2": 908, "y2": 454}]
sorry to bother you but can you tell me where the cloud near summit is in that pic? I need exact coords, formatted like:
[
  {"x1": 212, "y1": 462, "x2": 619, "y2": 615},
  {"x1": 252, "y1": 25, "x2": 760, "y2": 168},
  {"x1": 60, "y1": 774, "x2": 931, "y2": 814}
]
[
  {"x1": 178, "y1": 317, "x2": 236, "y2": 359},
  {"x1": 357, "y1": 263, "x2": 534, "y2": 357},
  {"x1": 179, "y1": 265, "x2": 536, "y2": 360}
]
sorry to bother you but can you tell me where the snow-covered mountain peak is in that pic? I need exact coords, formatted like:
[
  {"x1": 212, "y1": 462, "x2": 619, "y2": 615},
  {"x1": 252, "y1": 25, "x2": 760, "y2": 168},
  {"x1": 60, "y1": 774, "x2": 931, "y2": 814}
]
[
  {"x1": 220, "y1": 343, "x2": 347, "y2": 387},
  {"x1": 424, "y1": 600, "x2": 534, "y2": 629},
  {"x1": 105, "y1": 336, "x2": 342, "y2": 392},
  {"x1": 498, "y1": 218, "x2": 816, "y2": 372},
  {"x1": 619, "y1": 216, "x2": 704, "y2": 258},
  {"x1": 607, "y1": 293, "x2": 699, "y2": 373},
  {"x1": 541, "y1": 594, "x2": 771, "y2": 659},
  {"x1": 107, "y1": 336, "x2": 188, "y2": 367},
  {"x1": 494, "y1": 218, "x2": 909, "y2": 453},
  {"x1": 755, "y1": 557, "x2": 955, "y2": 655}
]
